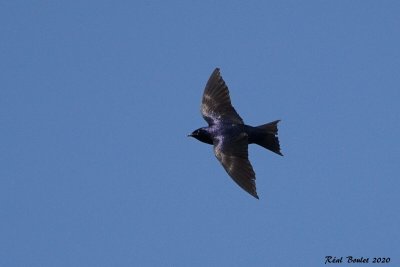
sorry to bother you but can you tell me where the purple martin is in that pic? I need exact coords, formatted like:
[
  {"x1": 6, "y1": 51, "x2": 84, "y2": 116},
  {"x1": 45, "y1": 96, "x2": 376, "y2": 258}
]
[{"x1": 189, "y1": 68, "x2": 282, "y2": 199}]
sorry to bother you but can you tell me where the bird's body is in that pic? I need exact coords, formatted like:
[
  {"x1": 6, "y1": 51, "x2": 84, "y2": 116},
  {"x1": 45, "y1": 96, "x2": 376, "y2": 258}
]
[
  {"x1": 189, "y1": 68, "x2": 282, "y2": 199},
  {"x1": 196, "y1": 123, "x2": 281, "y2": 150}
]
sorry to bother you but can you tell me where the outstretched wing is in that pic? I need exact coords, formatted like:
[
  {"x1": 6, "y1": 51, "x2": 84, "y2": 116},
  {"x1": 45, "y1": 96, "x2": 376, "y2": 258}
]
[
  {"x1": 201, "y1": 68, "x2": 244, "y2": 125},
  {"x1": 213, "y1": 132, "x2": 258, "y2": 199}
]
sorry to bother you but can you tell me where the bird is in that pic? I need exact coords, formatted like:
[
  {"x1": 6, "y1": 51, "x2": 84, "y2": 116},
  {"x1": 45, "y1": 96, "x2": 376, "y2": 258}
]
[{"x1": 188, "y1": 68, "x2": 283, "y2": 199}]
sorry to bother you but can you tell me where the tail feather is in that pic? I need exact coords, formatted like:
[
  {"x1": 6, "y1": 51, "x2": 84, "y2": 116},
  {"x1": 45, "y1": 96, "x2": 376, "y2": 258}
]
[{"x1": 254, "y1": 120, "x2": 283, "y2": 156}]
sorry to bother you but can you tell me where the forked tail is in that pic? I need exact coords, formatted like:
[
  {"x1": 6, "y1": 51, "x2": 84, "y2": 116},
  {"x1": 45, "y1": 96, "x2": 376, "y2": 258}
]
[{"x1": 254, "y1": 120, "x2": 283, "y2": 156}]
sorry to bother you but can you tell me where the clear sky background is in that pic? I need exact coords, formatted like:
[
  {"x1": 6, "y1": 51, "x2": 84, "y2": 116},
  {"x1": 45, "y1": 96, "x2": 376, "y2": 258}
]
[{"x1": 1, "y1": 1, "x2": 399, "y2": 266}]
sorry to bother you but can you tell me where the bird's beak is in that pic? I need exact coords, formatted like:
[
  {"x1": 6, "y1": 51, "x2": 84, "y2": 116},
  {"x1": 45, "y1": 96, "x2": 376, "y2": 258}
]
[{"x1": 187, "y1": 133, "x2": 193, "y2": 137}]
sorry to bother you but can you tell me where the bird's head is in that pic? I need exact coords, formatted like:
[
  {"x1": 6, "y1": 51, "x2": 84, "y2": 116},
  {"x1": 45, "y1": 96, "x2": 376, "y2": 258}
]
[{"x1": 188, "y1": 128, "x2": 213, "y2": 145}]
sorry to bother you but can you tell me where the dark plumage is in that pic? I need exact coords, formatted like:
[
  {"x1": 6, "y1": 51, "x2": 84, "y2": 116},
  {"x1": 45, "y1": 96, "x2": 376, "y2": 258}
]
[{"x1": 189, "y1": 68, "x2": 283, "y2": 199}]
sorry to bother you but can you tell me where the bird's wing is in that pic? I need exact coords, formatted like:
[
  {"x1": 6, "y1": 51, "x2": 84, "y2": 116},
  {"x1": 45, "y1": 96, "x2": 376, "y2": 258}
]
[
  {"x1": 201, "y1": 68, "x2": 244, "y2": 125},
  {"x1": 213, "y1": 132, "x2": 258, "y2": 199}
]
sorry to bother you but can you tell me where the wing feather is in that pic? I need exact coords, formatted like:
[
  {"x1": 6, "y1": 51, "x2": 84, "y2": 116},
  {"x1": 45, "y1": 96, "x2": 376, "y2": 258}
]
[
  {"x1": 201, "y1": 68, "x2": 244, "y2": 125},
  {"x1": 213, "y1": 133, "x2": 258, "y2": 199}
]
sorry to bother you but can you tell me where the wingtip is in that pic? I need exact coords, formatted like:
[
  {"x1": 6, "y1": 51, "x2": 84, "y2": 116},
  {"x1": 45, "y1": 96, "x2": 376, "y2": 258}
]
[{"x1": 250, "y1": 191, "x2": 259, "y2": 199}]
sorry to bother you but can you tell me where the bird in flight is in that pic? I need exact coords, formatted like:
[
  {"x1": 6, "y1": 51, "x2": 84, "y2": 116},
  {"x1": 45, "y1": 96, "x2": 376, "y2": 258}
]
[{"x1": 189, "y1": 68, "x2": 283, "y2": 199}]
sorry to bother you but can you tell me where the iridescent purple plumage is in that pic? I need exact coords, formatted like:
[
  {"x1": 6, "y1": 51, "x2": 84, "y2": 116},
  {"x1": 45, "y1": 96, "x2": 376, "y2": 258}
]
[{"x1": 189, "y1": 68, "x2": 282, "y2": 199}]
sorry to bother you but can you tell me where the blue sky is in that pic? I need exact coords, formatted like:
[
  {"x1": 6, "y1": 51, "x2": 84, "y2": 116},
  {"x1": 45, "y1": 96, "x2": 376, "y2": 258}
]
[{"x1": 1, "y1": 1, "x2": 399, "y2": 266}]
